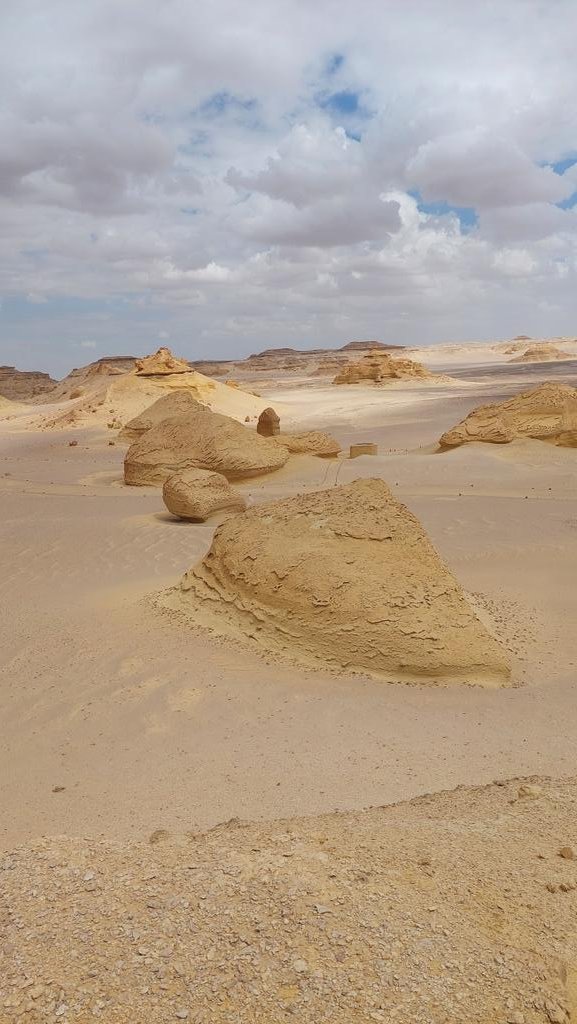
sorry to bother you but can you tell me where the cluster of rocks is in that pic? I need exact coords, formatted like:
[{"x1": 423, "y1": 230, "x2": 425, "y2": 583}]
[{"x1": 121, "y1": 396, "x2": 341, "y2": 521}]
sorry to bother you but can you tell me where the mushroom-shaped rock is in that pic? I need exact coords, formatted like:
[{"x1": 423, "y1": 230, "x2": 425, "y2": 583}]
[
  {"x1": 163, "y1": 469, "x2": 247, "y2": 522},
  {"x1": 179, "y1": 478, "x2": 510, "y2": 686},
  {"x1": 118, "y1": 392, "x2": 205, "y2": 443},
  {"x1": 135, "y1": 347, "x2": 190, "y2": 376},
  {"x1": 439, "y1": 383, "x2": 577, "y2": 448},
  {"x1": 124, "y1": 405, "x2": 289, "y2": 486},
  {"x1": 257, "y1": 407, "x2": 280, "y2": 437},
  {"x1": 274, "y1": 431, "x2": 341, "y2": 457}
]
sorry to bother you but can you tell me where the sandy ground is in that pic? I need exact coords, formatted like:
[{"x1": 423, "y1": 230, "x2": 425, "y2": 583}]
[{"x1": 1, "y1": 359, "x2": 577, "y2": 852}]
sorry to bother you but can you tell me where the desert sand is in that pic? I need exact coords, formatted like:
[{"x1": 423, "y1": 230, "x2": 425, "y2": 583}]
[{"x1": 1, "y1": 341, "x2": 577, "y2": 1022}]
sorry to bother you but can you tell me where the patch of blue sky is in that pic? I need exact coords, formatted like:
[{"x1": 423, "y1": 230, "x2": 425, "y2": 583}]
[
  {"x1": 410, "y1": 191, "x2": 478, "y2": 232},
  {"x1": 325, "y1": 53, "x2": 345, "y2": 76},
  {"x1": 550, "y1": 154, "x2": 577, "y2": 175},
  {"x1": 557, "y1": 191, "x2": 577, "y2": 210},
  {"x1": 200, "y1": 91, "x2": 258, "y2": 116}
]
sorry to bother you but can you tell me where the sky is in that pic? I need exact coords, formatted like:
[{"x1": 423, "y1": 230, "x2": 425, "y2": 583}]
[{"x1": 1, "y1": 0, "x2": 577, "y2": 376}]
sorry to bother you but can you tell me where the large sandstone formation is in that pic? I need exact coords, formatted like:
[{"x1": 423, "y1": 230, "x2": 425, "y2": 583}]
[
  {"x1": 124, "y1": 405, "x2": 288, "y2": 485},
  {"x1": 439, "y1": 382, "x2": 577, "y2": 448},
  {"x1": 180, "y1": 478, "x2": 510, "y2": 685},
  {"x1": 0, "y1": 365, "x2": 56, "y2": 400},
  {"x1": 118, "y1": 391, "x2": 204, "y2": 442},
  {"x1": 333, "y1": 353, "x2": 432, "y2": 384},
  {"x1": 509, "y1": 343, "x2": 572, "y2": 363},
  {"x1": 135, "y1": 347, "x2": 190, "y2": 376},
  {"x1": 162, "y1": 468, "x2": 247, "y2": 521},
  {"x1": 274, "y1": 431, "x2": 341, "y2": 457}
]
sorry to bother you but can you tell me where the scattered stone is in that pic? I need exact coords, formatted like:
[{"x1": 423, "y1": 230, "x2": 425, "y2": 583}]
[
  {"x1": 559, "y1": 846, "x2": 574, "y2": 859},
  {"x1": 68, "y1": 441, "x2": 78, "y2": 447}
]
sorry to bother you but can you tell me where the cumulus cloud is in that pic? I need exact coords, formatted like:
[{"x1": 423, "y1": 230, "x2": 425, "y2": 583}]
[{"x1": 1, "y1": 0, "x2": 577, "y2": 373}]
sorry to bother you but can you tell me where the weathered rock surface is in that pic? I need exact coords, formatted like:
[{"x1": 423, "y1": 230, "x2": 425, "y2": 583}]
[
  {"x1": 274, "y1": 431, "x2": 341, "y2": 457},
  {"x1": 118, "y1": 391, "x2": 205, "y2": 442},
  {"x1": 509, "y1": 343, "x2": 573, "y2": 363},
  {"x1": 1, "y1": 776, "x2": 576, "y2": 1023},
  {"x1": 333, "y1": 353, "x2": 432, "y2": 384},
  {"x1": 440, "y1": 383, "x2": 577, "y2": 448},
  {"x1": 135, "y1": 347, "x2": 190, "y2": 376},
  {"x1": 179, "y1": 478, "x2": 510, "y2": 685},
  {"x1": 0, "y1": 365, "x2": 56, "y2": 400},
  {"x1": 125, "y1": 405, "x2": 288, "y2": 486},
  {"x1": 256, "y1": 407, "x2": 280, "y2": 436},
  {"x1": 162, "y1": 468, "x2": 247, "y2": 521}
]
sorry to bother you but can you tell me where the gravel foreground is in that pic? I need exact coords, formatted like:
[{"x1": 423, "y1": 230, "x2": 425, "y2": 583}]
[{"x1": 2, "y1": 777, "x2": 577, "y2": 1023}]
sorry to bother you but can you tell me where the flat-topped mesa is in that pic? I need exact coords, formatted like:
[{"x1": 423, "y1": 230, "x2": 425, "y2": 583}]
[
  {"x1": 124, "y1": 403, "x2": 288, "y2": 486},
  {"x1": 509, "y1": 343, "x2": 573, "y2": 363},
  {"x1": 135, "y1": 347, "x2": 190, "y2": 376},
  {"x1": 257, "y1": 407, "x2": 281, "y2": 437},
  {"x1": 333, "y1": 353, "x2": 432, "y2": 385},
  {"x1": 340, "y1": 340, "x2": 405, "y2": 352},
  {"x1": 439, "y1": 382, "x2": 577, "y2": 448},
  {"x1": 118, "y1": 391, "x2": 206, "y2": 443},
  {"x1": 0, "y1": 365, "x2": 57, "y2": 400},
  {"x1": 179, "y1": 478, "x2": 510, "y2": 686}
]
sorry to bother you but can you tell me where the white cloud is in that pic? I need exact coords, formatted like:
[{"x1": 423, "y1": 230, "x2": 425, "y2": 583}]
[{"x1": 1, "y1": 0, "x2": 576, "y2": 373}]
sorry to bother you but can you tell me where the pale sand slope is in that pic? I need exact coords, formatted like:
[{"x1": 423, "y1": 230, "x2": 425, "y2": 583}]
[
  {"x1": 1, "y1": 370, "x2": 577, "y2": 852},
  {"x1": 2, "y1": 777, "x2": 577, "y2": 1024}
]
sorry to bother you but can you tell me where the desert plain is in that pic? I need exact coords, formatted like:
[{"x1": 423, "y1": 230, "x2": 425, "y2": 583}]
[{"x1": 2, "y1": 337, "x2": 577, "y2": 1023}]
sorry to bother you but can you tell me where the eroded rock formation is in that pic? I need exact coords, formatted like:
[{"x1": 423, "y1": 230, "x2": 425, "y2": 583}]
[
  {"x1": 135, "y1": 347, "x2": 190, "y2": 376},
  {"x1": 333, "y1": 353, "x2": 432, "y2": 385},
  {"x1": 119, "y1": 392, "x2": 206, "y2": 442},
  {"x1": 439, "y1": 382, "x2": 577, "y2": 448},
  {"x1": 179, "y1": 478, "x2": 510, "y2": 685},
  {"x1": 124, "y1": 405, "x2": 288, "y2": 485},
  {"x1": 162, "y1": 468, "x2": 247, "y2": 521}
]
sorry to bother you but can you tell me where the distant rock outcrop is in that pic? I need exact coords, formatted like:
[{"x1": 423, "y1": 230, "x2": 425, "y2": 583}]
[
  {"x1": 179, "y1": 478, "x2": 510, "y2": 685},
  {"x1": 124, "y1": 405, "x2": 289, "y2": 486},
  {"x1": 340, "y1": 340, "x2": 405, "y2": 352},
  {"x1": 257, "y1": 407, "x2": 280, "y2": 437},
  {"x1": 333, "y1": 353, "x2": 432, "y2": 384},
  {"x1": 0, "y1": 365, "x2": 56, "y2": 400},
  {"x1": 509, "y1": 343, "x2": 572, "y2": 363},
  {"x1": 439, "y1": 382, "x2": 577, "y2": 448},
  {"x1": 135, "y1": 347, "x2": 190, "y2": 376},
  {"x1": 162, "y1": 468, "x2": 247, "y2": 521},
  {"x1": 118, "y1": 391, "x2": 205, "y2": 443}
]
